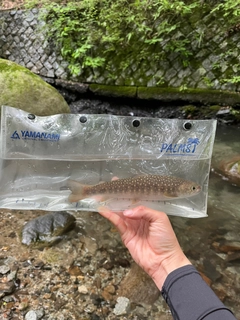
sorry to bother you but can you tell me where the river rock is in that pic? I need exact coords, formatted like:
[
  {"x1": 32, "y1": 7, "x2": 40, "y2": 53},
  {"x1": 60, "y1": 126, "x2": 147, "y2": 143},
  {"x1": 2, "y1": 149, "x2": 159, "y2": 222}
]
[
  {"x1": 113, "y1": 297, "x2": 130, "y2": 316},
  {"x1": 78, "y1": 285, "x2": 88, "y2": 294},
  {"x1": 0, "y1": 265, "x2": 10, "y2": 275},
  {"x1": 218, "y1": 155, "x2": 240, "y2": 186},
  {"x1": 101, "y1": 284, "x2": 116, "y2": 301},
  {"x1": 67, "y1": 265, "x2": 83, "y2": 277},
  {"x1": 25, "y1": 310, "x2": 38, "y2": 320},
  {"x1": 0, "y1": 58, "x2": 70, "y2": 116},
  {"x1": 117, "y1": 262, "x2": 160, "y2": 305},
  {"x1": 24, "y1": 309, "x2": 45, "y2": 320},
  {"x1": 0, "y1": 281, "x2": 15, "y2": 298},
  {"x1": 21, "y1": 211, "x2": 76, "y2": 249},
  {"x1": 212, "y1": 240, "x2": 240, "y2": 253},
  {"x1": 79, "y1": 235, "x2": 98, "y2": 255}
]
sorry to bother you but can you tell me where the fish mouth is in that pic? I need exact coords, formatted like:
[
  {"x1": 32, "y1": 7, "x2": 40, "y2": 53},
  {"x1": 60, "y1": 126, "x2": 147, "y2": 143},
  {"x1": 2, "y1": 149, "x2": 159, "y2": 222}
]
[{"x1": 195, "y1": 185, "x2": 201, "y2": 193}]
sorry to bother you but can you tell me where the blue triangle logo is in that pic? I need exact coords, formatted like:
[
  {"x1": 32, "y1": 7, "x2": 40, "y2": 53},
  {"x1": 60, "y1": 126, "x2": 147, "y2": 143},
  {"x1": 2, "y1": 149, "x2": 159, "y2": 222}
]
[{"x1": 10, "y1": 131, "x2": 20, "y2": 139}]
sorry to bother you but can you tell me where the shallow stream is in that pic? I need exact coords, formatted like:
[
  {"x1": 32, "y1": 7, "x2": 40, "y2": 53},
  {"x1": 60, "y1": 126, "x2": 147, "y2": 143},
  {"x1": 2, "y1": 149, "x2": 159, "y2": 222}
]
[{"x1": 171, "y1": 124, "x2": 240, "y2": 317}]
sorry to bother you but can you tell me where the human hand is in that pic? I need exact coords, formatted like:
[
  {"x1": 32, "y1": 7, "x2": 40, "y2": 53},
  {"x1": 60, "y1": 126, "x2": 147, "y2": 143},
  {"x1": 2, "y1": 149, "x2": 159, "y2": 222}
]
[{"x1": 98, "y1": 205, "x2": 191, "y2": 289}]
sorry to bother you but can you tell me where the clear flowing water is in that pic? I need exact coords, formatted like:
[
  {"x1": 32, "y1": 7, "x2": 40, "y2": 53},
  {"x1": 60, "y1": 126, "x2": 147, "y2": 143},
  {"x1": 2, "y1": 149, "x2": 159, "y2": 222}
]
[
  {"x1": 169, "y1": 124, "x2": 240, "y2": 318},
  {"x1": 208, "y1": 124, "x2": 240, "y2": 219}
]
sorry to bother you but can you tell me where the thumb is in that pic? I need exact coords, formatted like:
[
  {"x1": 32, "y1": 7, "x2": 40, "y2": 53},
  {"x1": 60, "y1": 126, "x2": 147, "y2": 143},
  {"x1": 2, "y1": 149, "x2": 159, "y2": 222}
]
[{"x1": 123, "y1": 206, "x2": 168, "y2": 222}]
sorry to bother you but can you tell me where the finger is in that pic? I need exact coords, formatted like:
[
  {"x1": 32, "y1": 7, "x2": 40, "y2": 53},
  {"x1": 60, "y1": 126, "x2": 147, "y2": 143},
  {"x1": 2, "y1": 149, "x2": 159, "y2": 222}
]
[
  {"x1": 97, "y1": 206, "x2": 127, "y2": 235},
  {"x1": 123, "y1": 205, "x2": 168, "y2": 223}
]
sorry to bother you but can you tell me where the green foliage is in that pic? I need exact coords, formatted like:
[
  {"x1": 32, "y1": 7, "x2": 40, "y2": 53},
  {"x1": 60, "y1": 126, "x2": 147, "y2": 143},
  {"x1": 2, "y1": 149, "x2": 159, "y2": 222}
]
[
  {"x1": 179, "y1": 84, "x2": 188, "y2": 92},
  {"x1": 230, "y1": 108, "x2": 240, "y2": 116},
  {"x1": 210, "y1": 0, "x2": 240, "y2": 21},
  {"x1": 222, "y1": 76, "x2": 240, "y2": 84},
  {"x1": 203, "y1": 77, "x2": 213, "y2": 88},
  {"x1": 23, "y1": 0, "x2": 240, "y2": 80},
  {"x1": 23, "y1": 0, "x2": 199, "y2": 78}
]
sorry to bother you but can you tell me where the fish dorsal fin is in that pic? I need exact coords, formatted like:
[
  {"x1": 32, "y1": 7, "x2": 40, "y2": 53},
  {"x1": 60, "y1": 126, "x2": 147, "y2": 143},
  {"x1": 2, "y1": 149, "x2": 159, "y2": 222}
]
[{"x1": 131, "y1": 174, "x2": 148, "y2": 180}]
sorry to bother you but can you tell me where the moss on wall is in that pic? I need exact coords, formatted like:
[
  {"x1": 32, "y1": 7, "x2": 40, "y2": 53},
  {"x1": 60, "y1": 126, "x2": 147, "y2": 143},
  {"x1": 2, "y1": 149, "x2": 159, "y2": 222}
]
[
  {"x1": 137, "y1": 87, "x2": 240, "y2": 106},
  {"x1": 89, "y1": 84, "x2": 137, "y2": 98}
]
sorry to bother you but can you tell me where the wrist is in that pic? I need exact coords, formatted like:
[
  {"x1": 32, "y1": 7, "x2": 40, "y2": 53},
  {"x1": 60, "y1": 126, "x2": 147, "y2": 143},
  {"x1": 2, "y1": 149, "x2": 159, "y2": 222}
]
[{"x1": 152, "y1": 252, "x2": 191, "y2": 290}]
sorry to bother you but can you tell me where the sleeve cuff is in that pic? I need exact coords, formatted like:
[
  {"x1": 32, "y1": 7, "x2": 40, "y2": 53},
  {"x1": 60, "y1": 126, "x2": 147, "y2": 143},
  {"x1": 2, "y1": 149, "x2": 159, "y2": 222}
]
[{"x1": 161, "y1": 265, "x2": 235, "y2": 320}]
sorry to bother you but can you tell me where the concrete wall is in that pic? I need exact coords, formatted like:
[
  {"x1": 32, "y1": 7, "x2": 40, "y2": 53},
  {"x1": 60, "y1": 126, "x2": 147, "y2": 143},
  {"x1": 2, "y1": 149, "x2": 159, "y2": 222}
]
[
  {"x1": 1, "y1": 8, "x2": 240, "y2": 92},
  {"x1": 0, "y1": 9, "x2": 69, "y2": 79}
]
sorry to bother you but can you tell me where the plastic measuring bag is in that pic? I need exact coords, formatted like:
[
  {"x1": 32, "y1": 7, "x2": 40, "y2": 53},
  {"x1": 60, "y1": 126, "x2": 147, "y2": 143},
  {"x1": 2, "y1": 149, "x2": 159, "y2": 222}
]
[{"x1": 0, "y1": 105, "x2": 217, "y2": 218}]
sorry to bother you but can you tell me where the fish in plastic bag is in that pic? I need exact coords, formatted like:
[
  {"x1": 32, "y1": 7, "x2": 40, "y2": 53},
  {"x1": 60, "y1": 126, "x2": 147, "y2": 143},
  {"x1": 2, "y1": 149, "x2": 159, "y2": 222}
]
[{"x1": 67, "y1": 175, "x2": 201, "y2": 204}]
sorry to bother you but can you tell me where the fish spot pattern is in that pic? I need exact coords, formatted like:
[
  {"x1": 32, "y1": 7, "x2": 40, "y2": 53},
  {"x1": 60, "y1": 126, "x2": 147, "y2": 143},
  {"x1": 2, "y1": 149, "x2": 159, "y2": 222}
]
[{"x1": 83, "y1": 175, "x2": 200, "y2": 200}]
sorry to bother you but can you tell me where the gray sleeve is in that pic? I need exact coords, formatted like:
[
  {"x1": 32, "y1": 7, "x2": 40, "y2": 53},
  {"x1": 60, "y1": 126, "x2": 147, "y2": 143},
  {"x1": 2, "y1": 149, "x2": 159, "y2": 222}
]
[{"x1": 161, "y1": 265, "x2": 236, "y2": 320}]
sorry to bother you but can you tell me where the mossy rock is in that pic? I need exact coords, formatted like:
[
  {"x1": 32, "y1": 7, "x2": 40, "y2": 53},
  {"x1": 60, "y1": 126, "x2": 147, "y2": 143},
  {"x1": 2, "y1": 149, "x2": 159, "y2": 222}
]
[
  {"x1": 89, "y1": 84, "x2": 137, "y2": 98},
  {"x1": 0, "y1": 59, "x2": 70, "y2": 116}
]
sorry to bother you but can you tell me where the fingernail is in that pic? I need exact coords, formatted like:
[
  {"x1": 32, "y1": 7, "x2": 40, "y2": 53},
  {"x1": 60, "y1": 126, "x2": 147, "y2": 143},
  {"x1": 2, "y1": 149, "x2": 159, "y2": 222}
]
[{"x1": 123, "y1": 209, "x2": 134, "y2": 216}]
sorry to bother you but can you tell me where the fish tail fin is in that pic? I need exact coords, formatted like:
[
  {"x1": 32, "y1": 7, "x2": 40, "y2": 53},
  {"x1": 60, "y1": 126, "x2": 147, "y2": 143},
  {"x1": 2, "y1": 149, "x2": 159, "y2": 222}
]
[{"x1": 67, "y1": 179, "x2": 87, "y2": 203}]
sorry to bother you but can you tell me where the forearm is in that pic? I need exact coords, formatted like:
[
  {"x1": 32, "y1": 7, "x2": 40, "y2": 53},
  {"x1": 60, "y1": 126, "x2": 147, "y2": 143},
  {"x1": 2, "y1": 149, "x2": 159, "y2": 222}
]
[{"x1": 161, "y1": 265, "x2": 236, "y2": 320}]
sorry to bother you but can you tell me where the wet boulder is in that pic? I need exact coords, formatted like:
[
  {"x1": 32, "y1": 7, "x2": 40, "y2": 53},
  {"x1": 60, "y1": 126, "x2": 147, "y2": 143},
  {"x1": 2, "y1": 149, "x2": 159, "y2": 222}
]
[
  {"x1": 0, "y1": 58, "x2": 70, "y2": 116},
  {"x1": 117, "y1": 262, "x2": 160, "y2": 305},
  {"x1": 219, "y1": 155, "x2": 240, "y2": 186},
  {"x1": 21, "y1": 211, "x2": 76, "y2": 249}
]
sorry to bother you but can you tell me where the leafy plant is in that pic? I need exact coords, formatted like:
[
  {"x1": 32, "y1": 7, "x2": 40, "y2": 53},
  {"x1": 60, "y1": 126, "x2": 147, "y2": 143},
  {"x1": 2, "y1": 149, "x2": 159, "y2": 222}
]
[
  {"x1": 22, "y1": 0, "x2": 200, "y2": 78},
  {"x1": 203, "y1": 77, "x2": 213, "y2": 88},
  {"x1": 221, "y1": 76, "x2": 240, "y2": 84},
  {"x1": 23, "y1": 0, "x2": 240, "y2": 80},
  {"x1": 179, "y1": 84, "x2": 188, "y2": 92},
  {"x1": 211, "y1": 0, "x2": 240, "y2": 21}
]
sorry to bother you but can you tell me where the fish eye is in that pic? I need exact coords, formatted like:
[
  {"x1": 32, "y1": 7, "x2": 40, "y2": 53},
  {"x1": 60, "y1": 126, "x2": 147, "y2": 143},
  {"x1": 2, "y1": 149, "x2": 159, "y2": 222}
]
[{"x1": 192, "y1": 186, "x2": 196, "y2": 190}]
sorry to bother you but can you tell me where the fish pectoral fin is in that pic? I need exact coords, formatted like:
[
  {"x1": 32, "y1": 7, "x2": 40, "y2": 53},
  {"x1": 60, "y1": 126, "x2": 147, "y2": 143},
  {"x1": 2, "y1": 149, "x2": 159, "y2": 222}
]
[
  {"x1": 163, "y1": 192, "x2": 176, "y2": 198},
  {"x1": 93, "y1": 195, "x2": 109, "y2": 203},
  {"x1": 97, "y1": 205, "x2": 112, "y2": 215},
  {"x1": 131, "y1": 198, "x2": 140, "y2": 205}
]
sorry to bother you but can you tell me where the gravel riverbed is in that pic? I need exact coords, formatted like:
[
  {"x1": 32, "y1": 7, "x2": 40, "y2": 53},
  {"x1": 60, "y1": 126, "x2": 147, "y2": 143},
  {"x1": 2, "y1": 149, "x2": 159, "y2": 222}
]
[{"x1": 0, "y1": 209, "x2": 173, "y2": 320}]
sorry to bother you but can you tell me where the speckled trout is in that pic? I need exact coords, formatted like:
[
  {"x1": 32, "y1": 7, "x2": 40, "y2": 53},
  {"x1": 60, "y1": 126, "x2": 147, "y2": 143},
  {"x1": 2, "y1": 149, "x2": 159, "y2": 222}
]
[{"x1": 67, "y1": 175, "x2": 201, "y2": 203}]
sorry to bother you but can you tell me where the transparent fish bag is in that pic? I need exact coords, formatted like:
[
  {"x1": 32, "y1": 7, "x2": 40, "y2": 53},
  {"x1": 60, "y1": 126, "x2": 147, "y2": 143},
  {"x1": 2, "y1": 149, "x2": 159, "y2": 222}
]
[{"x1": 0, "y1": 106, "x2": 217, "y2": 218}]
